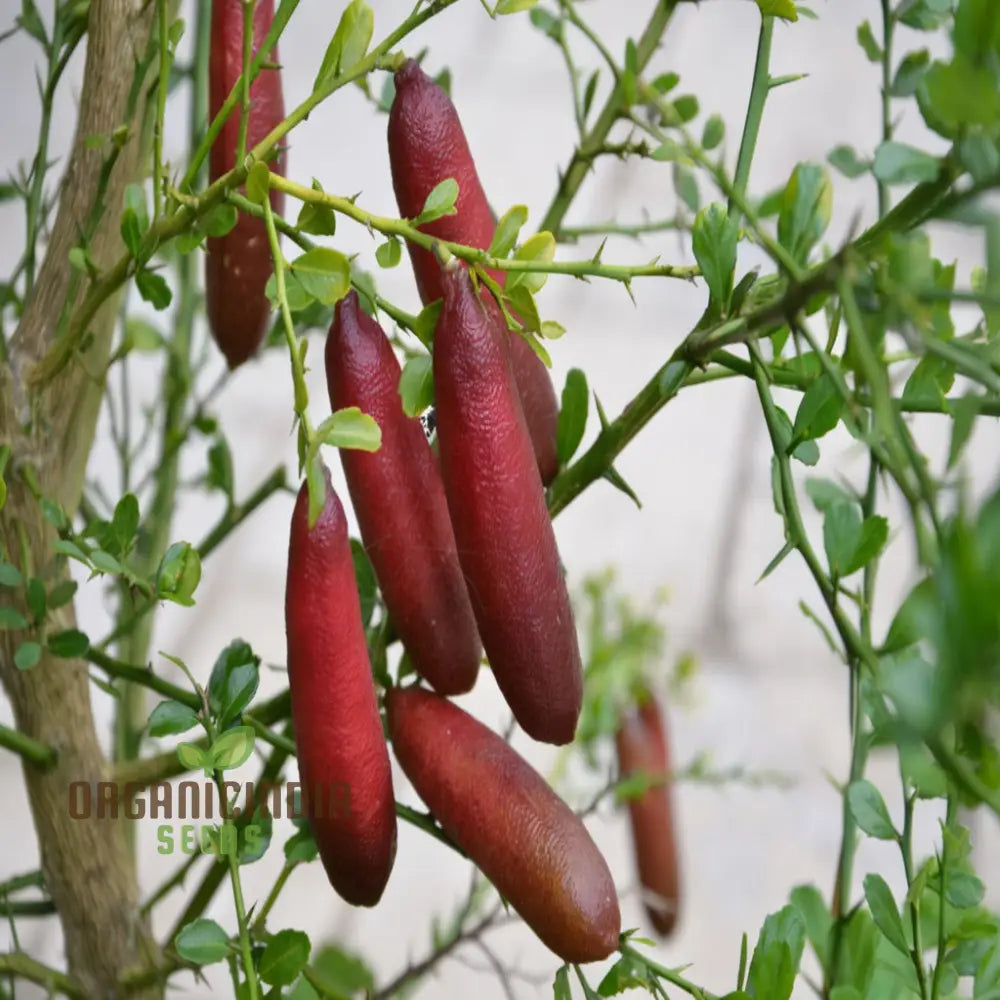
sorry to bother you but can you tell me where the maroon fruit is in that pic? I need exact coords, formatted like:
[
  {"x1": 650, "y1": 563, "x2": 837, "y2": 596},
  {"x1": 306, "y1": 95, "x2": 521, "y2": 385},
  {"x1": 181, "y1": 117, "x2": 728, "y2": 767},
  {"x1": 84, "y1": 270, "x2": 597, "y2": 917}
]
[
  {"x1": 285, "y1": 468, "x2": 396, "y2": 906},
  {"x1": 387, "y1": 685, "x2": 621, "y2": 963},
  {"x1": 433, "y1": 265, "x2": 582, "y2": 745},
  {"x1": 207, "y1": 0, "x2": 285, "y2": 368},
  {"x1": 615, "y1": 693, "x2": 681, "y2": 937},
  {"x1": 325, "y1": 291, "x2": 481, "y2": 696},
  {"x1": 387, "y1": 58, "x2": 559, "y2": 485}
]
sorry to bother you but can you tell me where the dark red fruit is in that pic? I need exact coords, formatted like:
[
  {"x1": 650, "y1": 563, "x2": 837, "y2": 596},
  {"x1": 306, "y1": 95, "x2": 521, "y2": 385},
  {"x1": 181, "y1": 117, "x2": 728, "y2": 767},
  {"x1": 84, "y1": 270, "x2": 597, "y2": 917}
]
[
  {"x1": 433, "y1": 266, "x2": 582, "y2": 745},
  {"x1": 285, "y1": 469, "x2": 396, "y2": 906},
  {"x1": 387, "y1": 58, "x2": 559, "y2": 485},
  {"x1": 207, "y1": 0, "x2": 285, "y2": 369},
  {"x1": 387, "y1": 686, "x2": 621, "y2": 963},
  {"x1": 325, "y1": 291, "x2": 481, "y2": 696},
  {"x1": 615, "y1": 693, "x2": 681, "y2": 937}
]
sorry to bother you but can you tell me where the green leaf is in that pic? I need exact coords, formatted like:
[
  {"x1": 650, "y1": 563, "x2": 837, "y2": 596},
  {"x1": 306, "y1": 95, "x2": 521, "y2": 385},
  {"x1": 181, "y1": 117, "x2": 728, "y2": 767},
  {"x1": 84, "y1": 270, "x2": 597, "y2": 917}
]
[
  {"x1": 856, "y1": 20, "x2": 882, "y2": 61},
  {"x1": 920, "y1": 59, "x2": 1000, "y2": 133},
  {"x1": 597, "y1": 954, "x2": 652, "y2": 995},
  {"x1": 156, "y1": 542, "x2": 201, "y2": 606},
  {"x1": 104, "y1": 493, "x2": 140, "y2": 558},
  {"x1": 202, "y1": 203, "x2": 238, "y2": 238},
  {"x1": 497, "y1": 0, "x2": 539, "y2": 12},
  {"x1": 946, "y1": 871, "x2": 984, "y2": 909},
  {"x1": 692, "y1": 203, "x2": 738, "y2": 310},
  {"x1": 0, "y1": 607, "x2": 29, "y2": 630},
  {"x1": 259, "y1": 929, "x2": 311, "y2": 987},
  {"x1": 174, "y1": 918, "x2": 229, "y2": 965},
  {"x1": 317, "y1": 406, "x2": 381, "y2": 452},
  {"x1": 246, "y1": 161, "x2": 271, "y2": 204},
  {"x1": 298, "y1": 945, "x2": 373, "y2": 997},
  {"x1": 651, "y1": 139, "x2": 681, "y2": 162},
  {"x1": 14, "y1": 641, "x2": 41, "y2": 671},
  {"x1": 863, "y1": 874, "x2": 908, "y2": 954},
  {"x1": 747, "y1": 905, "x2": 806, "y2": 1000},
  {"x1": 844, "y1": 516, "x2": 888, "y2": 575},
  {"x1": 206, "y1": 437, "x2": 234, "y2": 499},
  {"x1": 556, "y1": 368, "x2": 589, "y2": 465},
  {"x1": 208, "y1": 639, "x2": 260, "y2": 728},
  {"x1": 296, "y1": 190, "x2": 337, "y2": 236},
  {"x1": 823, "y1": 502, "x2": 862, "y2": 577},
  {"x1": 375, "y1": 237, "x2": 402, "y2": 268},
  {"x1": 18, "y1": 0, "x2": 46, "y2": 44},
  {"x1": 414, "y1": 178, "x2": 459, "y2": 226},
  {"x1": 148, "y1": 700, "x2": 200, "y2": 737},
  {"x1": 314, "y1": 0, "x2": 374, "y2": 89},
  {"x1": 674, "y1": 163, "x2": 700, "y2": 214},
  {"x1": 398, "y1": 355, "x2": 434, "y2": 418},
  {"x1": 51, "y1": 539, "x2": 89, "y2": 564},
  {"x1": 135, "y1": 269, "x2": 172, "y2": 310},
  {"x1": 890, "y1": 49, "x2": 930, "y2": 97},
  {"x1": 872, "y1": 141, "x2": 941, "y2": 185},
  {"x1": 25, "y1": 577, "x2": 46, "y2": 622},
  {"x1": 702, "y1": 114, "x2": 725, "y2": 150},
  {"x1": 0, "y1": 563, "x2": 21, "y2": 588},
  {"x1": 789, "y1": 884, "x2": 832, "y2": 973},
  {"x1": 778, "y1": 163, "x2": 832, "y2": 266},
  {"x1": 847, "y1": 779, "x2": 897, "y2": 840},
  {"x1": 507, "y1": 231, "x2": 556, "y2": 293},
  {"x1": 209, "y1": 726, "x2": 255, "y2": 771},
  {"x1": 89, "y1": 550, "x2": 124, "y2": 575},
  {"x1": 792, "y1": 375, "x2": 844, "y2": 443},
  {"x1": 554, "y1": 966, "x2": 572, "y2": 1000},
  {"x1": 755, "y1": 0, "x2": 798, "y2": 20},
  {"x1": 828, "y1": 145, "x2": 869, "y2": 179},
  {"x1": 47, "y1": 629, "x2": 90, "y2": 658},
  {"x1": 289, "y1": 248, "x2": 351, "y2": 306},
  {"x1": 489, "y1": 205, "x2": 529, "y2": 257},
  {"x1": 284, "y1": 827, "x2": 319, "y2": 863},
  {"x1": 411, "y1": 299, "x2": 442, "y2": 350},
  {"x1": 176, "y1": 741, "x2": 209, "y2": 773},
  {"x1": 124, "y1": 318, "x2": 163, "y2": 352}
]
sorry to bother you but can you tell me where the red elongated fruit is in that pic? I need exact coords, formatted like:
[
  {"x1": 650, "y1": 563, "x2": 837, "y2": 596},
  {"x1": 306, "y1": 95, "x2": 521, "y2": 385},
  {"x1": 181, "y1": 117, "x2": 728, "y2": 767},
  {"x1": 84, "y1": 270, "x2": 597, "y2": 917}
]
[
  {"x1": 433, "y1": 266, "x2": 582, "y2": 744},
  {"x1": 615, "y1": 694, "x2": 681, "y2": 937},
  {"x1": 207, "y1": 0, "x2": 286, "y2": 369},
  {"x1": 387, "y1": 686, "x2": 621, "y2": 963},
  {"x1": 285, "y1": 469, "x2": 396, "y2": 906},
  {"x1": 325, "y1": 291, "x2": 481, "y2": 696},
  {"x1": 387, "y1": 58, "x2": 559, "y2": 485}
]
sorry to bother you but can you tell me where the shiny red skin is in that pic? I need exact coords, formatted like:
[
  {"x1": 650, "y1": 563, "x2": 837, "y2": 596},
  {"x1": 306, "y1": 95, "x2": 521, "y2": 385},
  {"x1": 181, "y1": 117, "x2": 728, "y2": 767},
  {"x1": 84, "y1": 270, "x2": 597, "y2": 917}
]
[
  {"x1": 615, "y1": 696, "x2": 681, "y2": 937},
  {"x1": 207, "y1": 0, "x2": 285, "y2": 369},
  {"x1": 387, "y1": 686, "x2": 621, "y2": 962},
  {"x1": 325, "y1": 291, "x2": 481, "y2": 696},
  {"x1": 433, "y1": 267, "x2": 582, "y2": 745},
  {"x1": 285, "y1": 472, "x2": 396, "y2": 906},
  {"x1": 387, "y1": 59, "x2": 559, "y2": 485}
]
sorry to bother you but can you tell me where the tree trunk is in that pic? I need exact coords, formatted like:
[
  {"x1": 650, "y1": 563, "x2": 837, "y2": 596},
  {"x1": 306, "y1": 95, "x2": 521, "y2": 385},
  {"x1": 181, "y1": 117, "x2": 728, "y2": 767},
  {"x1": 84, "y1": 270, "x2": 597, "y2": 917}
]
[{"x1": 0, "y1": 0, "x2": 160, "y2": 995}]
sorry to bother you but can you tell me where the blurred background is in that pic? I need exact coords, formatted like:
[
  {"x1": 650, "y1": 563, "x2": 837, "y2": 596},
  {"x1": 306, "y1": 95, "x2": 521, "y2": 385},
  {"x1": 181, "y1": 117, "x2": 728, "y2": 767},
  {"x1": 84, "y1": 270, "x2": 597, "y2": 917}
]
[{"x1": 1, "y1": 0, "x2": 998, "y2": 996}]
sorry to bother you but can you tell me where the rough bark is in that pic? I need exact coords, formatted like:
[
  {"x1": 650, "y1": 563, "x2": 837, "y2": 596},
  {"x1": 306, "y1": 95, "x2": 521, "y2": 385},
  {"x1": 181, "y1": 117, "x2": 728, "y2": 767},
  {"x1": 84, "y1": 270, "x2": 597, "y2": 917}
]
[{"x1": 0, "y1": 0, "x2": 160, "y2": 995}]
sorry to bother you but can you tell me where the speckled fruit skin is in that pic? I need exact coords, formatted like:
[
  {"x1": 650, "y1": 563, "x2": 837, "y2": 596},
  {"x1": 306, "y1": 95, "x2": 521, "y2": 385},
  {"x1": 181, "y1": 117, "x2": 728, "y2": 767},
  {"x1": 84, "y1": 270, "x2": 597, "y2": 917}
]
[
  {"x1": 285, "y1": 470, "x2": 396, "y2": 906},
  {"x1": 387, "y1": 58, "x2": 559, "y2": 485},
  {"x1": 615, "y1": 695, "x2": 681, "y2": 937},
  {"x1": 387, "y1": 686, "x2": 621, "y2": 963},
  {"x1": 325, "y1": 291, "x2": 481, "y2": 696},
  {"x1": 206, "y1": 0, "x2": 285, "y2": 369},
  {"x1": 433, "y1": 266, "x2": 582, "y2": 745}
]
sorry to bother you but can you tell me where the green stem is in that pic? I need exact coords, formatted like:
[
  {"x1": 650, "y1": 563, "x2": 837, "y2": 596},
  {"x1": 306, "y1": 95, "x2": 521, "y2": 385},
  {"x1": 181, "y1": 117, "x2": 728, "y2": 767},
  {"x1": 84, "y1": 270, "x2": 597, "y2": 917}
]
[
  {"x1": 618, "y1": 943, "x2": 713, "y2": 999},
  {"x1": 540, "y1": 0, "x2": 680, "y2": 235},
  {"x1": 250, "y1": 861, "x2": 296, "y2": 933},
  {"x1": 900, "y1": 794, "x2": 930, "y2": 1000},
  {"x1": 236, "y1": 0, "x2": 257, "y2": 166},
  {"x1": 729, "y1": 14, "x2": 774, "y2": 217},
  {"x1": 878, "y1": 0, "x2": 894, "y2": 219},
  {"x1": 0, "y1": 723, "x2": 57, "y2": 769},
  {"x1": 0, "y1": 954, "x2": 84, "y2": 999},
  {"x1": 153, "y1": 0, "x2": 170, "y2": 217}
]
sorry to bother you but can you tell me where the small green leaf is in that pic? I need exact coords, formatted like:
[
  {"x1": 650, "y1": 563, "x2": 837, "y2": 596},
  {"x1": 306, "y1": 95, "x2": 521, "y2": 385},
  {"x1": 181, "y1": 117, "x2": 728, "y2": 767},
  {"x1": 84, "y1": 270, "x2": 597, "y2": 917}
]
[
  {"x1": 209, "y1": 640, "x2": 260, "y2": 728},
  {"x1": 398, "y1": 356, "x2": 434, "y2": 418},
  {"x1": 317, "y1": 407, "x2": 382, "y2": 452},
  {"x1": 135, "y1": 269, "x2": 172, "y2": 310},
  {"x1": 778, "y1": 163, "x2": 832, "y2": 266},
  {"x1": 847, "y1": 779, "x2": 897, "y2": 840},
  {"x1": 792, "y1": 374, "x2": 844, "y2": 443},
  {"x1": 828, "y1": 145, "x2": 869, "y2": 179},
  {"x1": 284, "y1": 828, "x2": 319, "y2": 863},
  {"x1": 507, "y1": 231, "x2": 556, "y2": 293},
  {"x1": 946, "y1": 871, "x2": 984, "y2": 909},
  {"x1": 202, "y1": 203, "x2": 238, "y2": 238},
  {"x1": 489, "y1": 205, "x2": 529, "y2": 258},
  {"x1": 26, "y1": 577, "x2": 46, "y2": 622},
  {"x1": 651, "y1": 139, "x2": 681, "y2": 162},
  {"x1": 496, "y1": 0, "x2": 539, "y2": 13},
  {"x1": 176, "y1": 741, "x2": 209, "y2": 772},
  {"x1": 259, "y1": 929, "x2": 311, "y2": 987},
  {"x1": 90, "y1": 550, "x2": 124, "y2": 575},
  {"x1": 823, "y1": 502, "x2": 862, "y2": 577},
  {"x1": 863, "y1": 874, "x2": 908, "y2": 954},
  {"x1": 47, "y1": 629, "x2": 90, "y2": 658},
  {"x1": 209, "y1": 725, "x2": 255, "y2": 771},
  {"x1": 890, "y1": 48, "x2": 930, "y2": 97},
  {"x1": 597, "y1": 953, "x2": 652, "y2": 995},
  {"x1": 314, "y1": 0, "x2": 374, "y2": 89},
  {"x1": 148, "y1": 700, "x2": 200, "y2": 737},
  {"x1": 554, "y1": 966, "x2": 573, "y2": 1000},
  {"x1": 105, "y1": 493, "x2": 140, "y2": 558},
  {"x1": 411, "y1": 299, "x2": 442, "y2": 350},
  {"x1": 692, "y1": 203, "x2": 738, "y2": 310},
  {"x1": 300, "y1": 944, "x2": 374, "y2": 997},
  {"x1": 289, "y1": 248, "x2": 351, "y2": 306},
  {"x1": 702, "y1": 114, "x2": 725, "y2": 150},
  {"x1": 156, "y1": 542, "x2": 202, "y2": 606},
  {"x1": 246, "y1": 162, "x2": 271, "y2": 204},
  {"x1": 755, "y1": 0, "x2": 798, "y2": 20},
  {"x1": 0, "y1": 563, "x2": 22, "y2": 587},
  {"x1": 872, "y1": 141, "x2": 941, "y2": 185},
  {"x1": 414, "y1": 178, "x2": 459, "y2": 226},
  {"x1": 174, "y1": 918, "x2": 229, "y2": 965},
  {"x1": 0, "y1": 607, "x2": 29, "y2": 630},
  {"x1": 856, "y1": 20, "x2": 882, "y2": 61},
  {"x1": 207, "y1": 437, "x2": 234, "y2": 499},
  {"x1": 14, "y1": 641, "x2": 41, "y2": 670},
  {"x1": 375, "y1": 237, "x2": 402, "y2": 268},
  {"x1": 296, "y1": 188, "x2": 337, "y2": 235},
  {"x1": 557, "y1": 368, "x2": 589, "y2": 465}
]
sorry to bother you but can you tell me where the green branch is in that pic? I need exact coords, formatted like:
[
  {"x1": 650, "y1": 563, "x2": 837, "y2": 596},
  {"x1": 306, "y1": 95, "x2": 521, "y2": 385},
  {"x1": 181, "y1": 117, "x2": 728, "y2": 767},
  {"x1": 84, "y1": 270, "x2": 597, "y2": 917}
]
[{"x1": 0, "y1": 722, "x2": 57, "y2": 769}]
